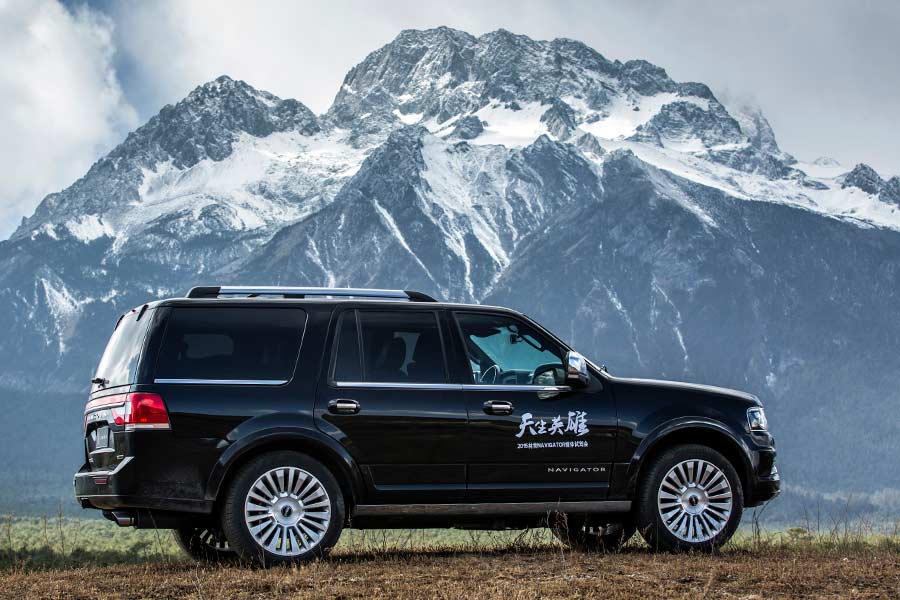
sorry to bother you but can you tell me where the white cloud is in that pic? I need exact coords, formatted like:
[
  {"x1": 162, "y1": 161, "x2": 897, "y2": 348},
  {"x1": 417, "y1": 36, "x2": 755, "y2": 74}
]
[
  {"x1": 0, "y1": 0, "x2": 137, "y2": 239},
  {"x1": 107, "y1": 0, "x2": 417, "y2": 116}
]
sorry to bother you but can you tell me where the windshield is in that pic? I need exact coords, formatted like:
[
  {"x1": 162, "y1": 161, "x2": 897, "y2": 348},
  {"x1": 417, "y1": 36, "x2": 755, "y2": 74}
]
[{"x1": 93, "y1": 307, "x2": 153, "y2": 389}]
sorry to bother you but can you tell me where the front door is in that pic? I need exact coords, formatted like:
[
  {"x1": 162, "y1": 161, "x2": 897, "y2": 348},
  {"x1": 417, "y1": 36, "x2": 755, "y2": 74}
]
[
  {"x1": 317, "y1": 307, "x2": 467, "y2": 504},
  {"x1": 453, "y1": 310, "x2": 617, "y2": 502}
]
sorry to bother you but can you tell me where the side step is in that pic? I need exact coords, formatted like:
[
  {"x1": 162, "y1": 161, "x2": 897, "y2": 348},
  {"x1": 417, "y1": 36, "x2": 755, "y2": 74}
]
[{"x1": 352, "y1": 500, "x2": 631, "y2": 518}]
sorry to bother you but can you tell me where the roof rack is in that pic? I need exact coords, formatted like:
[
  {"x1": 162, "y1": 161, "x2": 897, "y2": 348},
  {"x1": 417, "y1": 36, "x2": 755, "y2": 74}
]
[{"x1": 185, "y1": 286, "x2": 438, "y2": 302}]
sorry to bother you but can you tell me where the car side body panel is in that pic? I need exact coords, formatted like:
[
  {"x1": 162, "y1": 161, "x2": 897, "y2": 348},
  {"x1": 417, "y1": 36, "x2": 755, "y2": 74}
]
[{"x1": 74, "y1": 294, "x2": 780, "y2": 531}]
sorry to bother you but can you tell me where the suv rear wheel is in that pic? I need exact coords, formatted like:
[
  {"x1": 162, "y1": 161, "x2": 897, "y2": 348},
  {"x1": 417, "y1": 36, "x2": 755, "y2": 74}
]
[
  {"x1": 173, "y1": 525, "x2": 235, "y2": 562},
  {"x1": 635, "y1": 444, "x2": 743, "y2": 552},
  {"x1": 221, "y1": 451, "x2": 345, "y2": 565},
  {"x1": 552, "y1": 515, "x2": 636, "y2": 552}
]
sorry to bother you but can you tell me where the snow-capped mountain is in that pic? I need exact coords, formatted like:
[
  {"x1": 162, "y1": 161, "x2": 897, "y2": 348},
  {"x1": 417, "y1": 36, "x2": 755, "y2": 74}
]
[{"x1": 2, "y1": 27, "x2": 899, "y2": 514}]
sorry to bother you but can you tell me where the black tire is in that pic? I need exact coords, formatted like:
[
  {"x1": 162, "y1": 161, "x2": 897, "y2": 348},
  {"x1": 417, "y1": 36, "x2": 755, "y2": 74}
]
[
  {"x1": 551, "y1": 514, "x2": 636, "y2": 552},
  {"x1": 221, "y1": 451, "x2": 345, "y2": 566},
  {"x1": 172, "y1": 525, "x2": 236, "y2": 563},
  {"x1": 636, "y1": 444, "x2": 743, "y2": 552}
]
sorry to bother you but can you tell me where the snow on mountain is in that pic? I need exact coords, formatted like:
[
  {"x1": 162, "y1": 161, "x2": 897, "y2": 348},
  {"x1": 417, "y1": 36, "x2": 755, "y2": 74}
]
[
  {"x1": 2, "y1": 27, "x2": 900, "y2": 507},
  {"x1": 795, "y1": 156, "x2": 848, "y2": 179}
]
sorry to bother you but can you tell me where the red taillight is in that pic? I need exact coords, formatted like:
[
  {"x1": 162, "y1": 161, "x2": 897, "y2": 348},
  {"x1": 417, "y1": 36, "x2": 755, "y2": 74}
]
[
  {"x1": 124, "y1": 393, "x2": 170, "y2": 429},
  {"x1": 84, "y1": 392, "x2": 170, "y2": 430}
]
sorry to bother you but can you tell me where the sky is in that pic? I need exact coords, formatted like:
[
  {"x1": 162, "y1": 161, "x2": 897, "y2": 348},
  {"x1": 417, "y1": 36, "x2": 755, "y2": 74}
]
[{"x1": 1, "y1": 0, "x2": 898, "y2": 239}]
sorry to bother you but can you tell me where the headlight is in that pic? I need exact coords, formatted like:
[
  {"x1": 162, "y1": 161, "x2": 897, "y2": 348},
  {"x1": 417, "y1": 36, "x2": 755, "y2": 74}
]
[{"x1": 747, "y1": 407, "x2": 768, "y2": 431}]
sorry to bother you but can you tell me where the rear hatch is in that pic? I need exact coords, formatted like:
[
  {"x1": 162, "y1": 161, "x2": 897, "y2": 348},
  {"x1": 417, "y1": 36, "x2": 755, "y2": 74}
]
[{"x1": 83, "y1": 306, "x2": 154, "y2": 473}]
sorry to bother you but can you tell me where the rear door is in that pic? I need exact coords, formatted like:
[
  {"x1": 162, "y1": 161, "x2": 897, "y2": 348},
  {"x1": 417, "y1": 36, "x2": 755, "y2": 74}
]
[
  {"x1": 83, "y1": 305, "x2": 156, "y2": 473},
  {"x1": 453, "y1": 310, "x2": 617, "y2": 502},
  {"x1": 316, "y1": 307, "x2": 468, "y2": 504}
]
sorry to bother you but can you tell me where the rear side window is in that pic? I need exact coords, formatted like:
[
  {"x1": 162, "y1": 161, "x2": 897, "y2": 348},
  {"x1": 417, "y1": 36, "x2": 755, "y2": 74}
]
[
  {"x1": 331, "y1": 310, "x2": 446, "y2": 384},
  {"x1": 94, "y1": 307, "x2": 154, "y2": 388},
  {"x1": 155, "y1": 307, "x2": 306, "y2": 383}
]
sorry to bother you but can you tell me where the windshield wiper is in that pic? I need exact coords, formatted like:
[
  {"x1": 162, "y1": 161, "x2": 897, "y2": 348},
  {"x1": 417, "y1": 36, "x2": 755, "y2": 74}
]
[{"x1": 91, "y1": 377, "x2": 108, "y2": 387}]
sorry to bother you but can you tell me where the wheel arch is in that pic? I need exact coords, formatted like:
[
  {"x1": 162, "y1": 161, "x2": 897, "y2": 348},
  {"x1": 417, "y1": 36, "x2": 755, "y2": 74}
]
[
  {"x1": 206, "y1": 429, "x2": 364, "y2": 518},
  {"x1": 627, "y1": 420, "x2": 753, "y2": 501}
]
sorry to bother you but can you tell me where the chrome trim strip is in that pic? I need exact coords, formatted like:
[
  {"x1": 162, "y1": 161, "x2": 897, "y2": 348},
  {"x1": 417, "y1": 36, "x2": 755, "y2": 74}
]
[
  {"x1": 154, "y1": 378, "x2": 288, "y2": 386},
  {"x1": 352, "y1": 500, "x2": 631, "y2": 517},
  {"x1": 88, "y1": 447, "x2": 116, "y2": 456},
  {"x1": 465, "y1": 384, "x2": 572, "y2": 393},
  {"x1": 74, "y1": 456, "x2": 133, "y2": 478},
  {"x1": 218, "y1": 286, "x2": 410, "y2": 299},
  {"x1": 333, "y1": 381, "x2": 462, "y2": 390},
  {"x1": 332, "y1": 382, "x2": 572, "y2": 392}
]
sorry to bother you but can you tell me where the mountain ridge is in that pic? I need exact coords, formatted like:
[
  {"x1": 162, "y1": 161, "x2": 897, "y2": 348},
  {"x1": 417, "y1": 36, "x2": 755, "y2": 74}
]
[{"x1": 1, "y1": 26, "x2": 899, "y2": 517}]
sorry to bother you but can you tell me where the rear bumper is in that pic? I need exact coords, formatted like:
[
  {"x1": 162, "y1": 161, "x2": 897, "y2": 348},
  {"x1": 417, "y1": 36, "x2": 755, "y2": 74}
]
[{"x1": 74, "y1": 459, "x2": 212, "y2": 514}]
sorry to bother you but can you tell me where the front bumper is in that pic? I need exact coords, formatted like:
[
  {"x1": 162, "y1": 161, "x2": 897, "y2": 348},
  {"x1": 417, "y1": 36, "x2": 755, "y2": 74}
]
[
  {"x1": 748, "y1": 468, "x2": 781, "y2": 506},
  {"x1": 745, "y1": 443, "x2": 781, "y2": 507}
]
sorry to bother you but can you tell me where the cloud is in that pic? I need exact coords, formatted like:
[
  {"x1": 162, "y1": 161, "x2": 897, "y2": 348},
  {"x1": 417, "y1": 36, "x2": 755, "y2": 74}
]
[
  {"x1": 0, "y1": 0, "x2": 137, "y2": 239},
  {"x1": 105, "y1": 0, "x2": 429, "y2": 117}
]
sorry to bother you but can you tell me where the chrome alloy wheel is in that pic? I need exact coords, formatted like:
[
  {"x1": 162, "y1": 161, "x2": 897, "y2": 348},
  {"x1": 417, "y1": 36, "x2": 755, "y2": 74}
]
[
  {"x1": 197, "y1": 527, "x2": 231, "y2": 551},
  {"x1": 243, "y1": 466, "x2": 332, "y2": 556},
  {"x1": 657, "y1": 459, "x2": 732, "y2": 543}
]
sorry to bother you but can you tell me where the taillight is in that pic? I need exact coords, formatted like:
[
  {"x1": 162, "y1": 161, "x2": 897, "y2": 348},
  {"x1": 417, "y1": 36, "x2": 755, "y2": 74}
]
[
  {"x1": 84, "y1": 392, "x2": 170, "y2": 430},
  {"x1": 123, "y1": 393, "x2": 170, "y2": 430}
]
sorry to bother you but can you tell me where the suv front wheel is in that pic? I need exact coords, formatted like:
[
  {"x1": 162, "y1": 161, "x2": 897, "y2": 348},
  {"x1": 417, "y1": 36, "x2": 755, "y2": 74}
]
[
  {"x1": 221, "y1": 451, "x2": 345, "y2": 565},
  {"x1": 635, "y1": 444, "x2": 743, "y2": 552}
]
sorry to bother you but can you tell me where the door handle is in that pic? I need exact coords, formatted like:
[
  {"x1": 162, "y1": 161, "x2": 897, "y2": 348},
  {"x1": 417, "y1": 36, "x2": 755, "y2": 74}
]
[
  {"x1": 328, "y1": 399, "x2": 360, "y2": 415},
  {"x1": 483, "y1": 400, "x2": 514, "y2": 416}
]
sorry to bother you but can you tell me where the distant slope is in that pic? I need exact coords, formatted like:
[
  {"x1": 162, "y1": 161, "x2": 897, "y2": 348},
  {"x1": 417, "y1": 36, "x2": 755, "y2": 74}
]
[{"x1": 1, "y1": 27, "x2": 899, "y2": 517}]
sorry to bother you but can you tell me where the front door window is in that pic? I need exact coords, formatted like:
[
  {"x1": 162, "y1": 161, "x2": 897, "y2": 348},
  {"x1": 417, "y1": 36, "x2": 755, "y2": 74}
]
[{"x1": 455, "y1": 312, "x2": 565, "y2": 386}]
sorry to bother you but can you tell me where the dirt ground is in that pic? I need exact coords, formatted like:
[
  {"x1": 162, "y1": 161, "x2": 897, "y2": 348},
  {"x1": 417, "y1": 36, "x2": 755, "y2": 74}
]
[{"x1": 2, "y1": 544, "x2": 898, "y2": 600}]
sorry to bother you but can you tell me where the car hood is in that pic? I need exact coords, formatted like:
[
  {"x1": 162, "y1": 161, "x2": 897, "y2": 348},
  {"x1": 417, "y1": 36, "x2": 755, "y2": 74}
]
[{"x1": 607, "y1": 376, "x2": 761, "y2": 406}]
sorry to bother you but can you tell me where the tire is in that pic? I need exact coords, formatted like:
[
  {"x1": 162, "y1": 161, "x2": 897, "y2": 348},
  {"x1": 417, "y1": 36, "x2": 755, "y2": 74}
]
[
  {"x1": 635, "y1": 444, "x2": 743, "y2": 552},
  {"x1": 551, "y1": 514, "x2": 636, "y2": 552},
  {"x1": 220, "y1": 451, "x2": 345, "y2": 566},
  {"x1": 172, "y1": 525, "x2": 236, "y2": 563}
]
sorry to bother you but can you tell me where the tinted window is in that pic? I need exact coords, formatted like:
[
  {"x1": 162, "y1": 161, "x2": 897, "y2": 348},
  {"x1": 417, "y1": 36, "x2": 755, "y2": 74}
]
[
  {"x1": 455, "y1": 312, "x2": 564, "y2": 385},
  {"x1": 331, "y1": 310, "x2": 446, "y2": 384},
  {"x1": 156, "y1": 307, "x2": 306, "y2": 382},
  {"x1": 94, "y1": 307, "x2": 154, "y2": 388}
]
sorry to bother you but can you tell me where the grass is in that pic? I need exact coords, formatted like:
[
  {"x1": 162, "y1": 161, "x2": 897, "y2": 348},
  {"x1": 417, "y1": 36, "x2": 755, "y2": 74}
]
[{"x1": 1, "y1": 515, "x2": 899, "y2": 599}]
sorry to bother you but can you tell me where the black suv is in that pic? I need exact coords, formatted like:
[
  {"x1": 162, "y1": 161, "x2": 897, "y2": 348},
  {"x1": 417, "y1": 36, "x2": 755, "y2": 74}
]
[{"x1": 75, "y1": 286, "x2": 779, "y2": 563}]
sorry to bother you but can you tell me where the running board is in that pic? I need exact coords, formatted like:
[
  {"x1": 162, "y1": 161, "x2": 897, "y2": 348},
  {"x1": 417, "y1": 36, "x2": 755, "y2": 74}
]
[{"x1": 352, "y1": 500, "x2": 631, "y2": 517}]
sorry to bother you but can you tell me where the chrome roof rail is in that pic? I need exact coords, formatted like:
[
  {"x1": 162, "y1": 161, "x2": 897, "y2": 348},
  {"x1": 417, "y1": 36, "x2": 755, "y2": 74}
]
[{"x1": 185, "y1": 286, "x2": 438, "y2": 302}]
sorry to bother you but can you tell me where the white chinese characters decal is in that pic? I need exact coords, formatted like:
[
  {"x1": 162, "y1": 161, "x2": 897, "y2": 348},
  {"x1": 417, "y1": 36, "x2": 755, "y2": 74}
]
[{"x1": 515, "y1": 411, "x2": 589, "y2": 449}]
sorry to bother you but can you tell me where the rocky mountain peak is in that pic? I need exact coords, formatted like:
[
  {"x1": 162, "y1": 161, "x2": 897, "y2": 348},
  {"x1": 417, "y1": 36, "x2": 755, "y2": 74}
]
[
  {"x1": 841, "y1": 163, "x2": 884, "y2": 195},
  {"x1": 326, "y1": 27, "x2": 796, "y2": 182},
  {"x1": 838, "y1": 164, "x2": 900, "y2": 206},
  {"x1": 881, "y1": 176, "x2": 900, "y2": 206},
  {"x1": 13, "y1": 76, "x2": 320, "y2": 239}
]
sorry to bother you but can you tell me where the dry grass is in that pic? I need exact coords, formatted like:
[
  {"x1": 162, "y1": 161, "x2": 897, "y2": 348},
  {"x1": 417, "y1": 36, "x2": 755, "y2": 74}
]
[
  {"x1": 2, "y1": 543, "x2": 899, "y2": 599},
  {"x1": 1, "y1": 518, "x2": 899, "y2": 599}
]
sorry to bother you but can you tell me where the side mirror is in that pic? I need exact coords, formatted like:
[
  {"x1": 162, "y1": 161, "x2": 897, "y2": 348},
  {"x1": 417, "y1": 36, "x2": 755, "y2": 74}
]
[{"x1": 565, "y1": 351, "x2": 590, "y2": 387}]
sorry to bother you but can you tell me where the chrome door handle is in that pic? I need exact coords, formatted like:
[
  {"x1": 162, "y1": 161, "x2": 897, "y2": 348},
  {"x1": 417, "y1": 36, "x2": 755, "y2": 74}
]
[
  {"x1": 483, "y1": 400, "x2": 513, "y2": 416},
  {"x1": 328, "y1": 399, "x2": 360, "y2": 415}
]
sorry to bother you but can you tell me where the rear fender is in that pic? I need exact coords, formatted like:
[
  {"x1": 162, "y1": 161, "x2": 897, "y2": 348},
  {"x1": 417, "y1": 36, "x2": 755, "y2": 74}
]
[{"x1": 206, "y1": 422, "x2": 364, "y2": 508}]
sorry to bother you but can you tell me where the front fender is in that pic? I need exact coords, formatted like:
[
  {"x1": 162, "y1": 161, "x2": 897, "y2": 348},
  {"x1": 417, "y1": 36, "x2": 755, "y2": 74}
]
[
  {"x1": 625, "y1": 417, "x2": 753, "y2": 496},
  {"x1": 205, "y1": 415, "x2": 364, "y2": 505}
]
